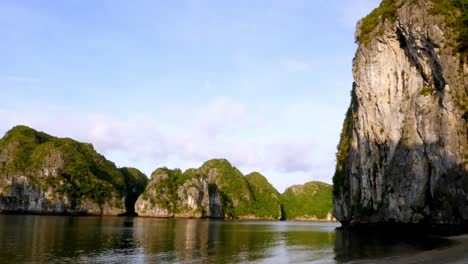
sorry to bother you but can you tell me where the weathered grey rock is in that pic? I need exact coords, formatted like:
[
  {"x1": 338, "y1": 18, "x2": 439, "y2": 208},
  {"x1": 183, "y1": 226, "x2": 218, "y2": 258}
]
[
  {"x1": 135, "y1": 167, "x2": 224, "y2": 218},
  {"x1": 135, "y1": 159, "x2": 282, "y2": 219},
  {"x1": 333, "y1": 0, "x2": 467, "y2": 226}
]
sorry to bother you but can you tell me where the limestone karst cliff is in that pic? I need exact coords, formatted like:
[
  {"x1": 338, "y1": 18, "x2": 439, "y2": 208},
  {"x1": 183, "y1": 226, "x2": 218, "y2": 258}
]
[
  {"x1": 0, "y1": 126, "x2": 148, "y2": 215},
  {"x1": 0, "y1": 126, "x2": 334, "y2": 220},
  {"x1": 136, "y1": 159, "x2": 336, "y2": 221},
  {"x1": 135, "y1": 159, "x2": 283, "y2": 220},
  {"x1": 333, "y1": 0, "x2": 467, "y2": 226}
]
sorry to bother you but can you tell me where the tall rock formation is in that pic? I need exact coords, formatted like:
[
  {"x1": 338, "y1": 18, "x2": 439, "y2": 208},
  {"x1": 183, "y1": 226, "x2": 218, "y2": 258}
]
[
  {"x1": 135, "y1": 159, "x2": 283, "y2": 219},
  {"x1": 0, "y1": 126, "x2": 148, "y2": 215},
  {"x1": 333, "y1": 0, "x2": 467, "y2": 226}
]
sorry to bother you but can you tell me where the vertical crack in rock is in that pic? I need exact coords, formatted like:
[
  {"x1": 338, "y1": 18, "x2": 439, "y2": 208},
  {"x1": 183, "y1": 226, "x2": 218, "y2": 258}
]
[{"x1": 333, "y1": 0, "x2": 467, "y2": 229}]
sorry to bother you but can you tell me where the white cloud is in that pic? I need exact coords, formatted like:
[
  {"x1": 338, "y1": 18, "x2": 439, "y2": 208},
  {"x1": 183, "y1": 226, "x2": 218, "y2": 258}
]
[{"x1": 0, "y1": 96, "x2": 336, "y2": 192}]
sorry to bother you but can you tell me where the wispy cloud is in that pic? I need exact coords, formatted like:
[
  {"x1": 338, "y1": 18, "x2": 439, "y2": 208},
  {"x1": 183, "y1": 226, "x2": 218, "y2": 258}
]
[
  {"x1": 0, "y1": 96, "x2": 332, "y2": 191},
  {"x1": 2, "y1": 75, "x2": 41, "y2": 83}
]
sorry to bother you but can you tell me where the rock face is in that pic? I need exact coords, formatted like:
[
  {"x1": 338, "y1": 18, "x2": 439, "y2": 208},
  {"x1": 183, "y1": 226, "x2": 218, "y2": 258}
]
[
  {"x1": 0, "y1": 126, "x2": 148, "y2": 215},
  {"x1": 135, "y1": 159, "x2": 282, "y2": 219},
  {"x1": 333, "y1": 0, "x2": 467, "y2": 226},
  {"x1": 283, "y1": 181, "x2": 334, "y2": 221}
]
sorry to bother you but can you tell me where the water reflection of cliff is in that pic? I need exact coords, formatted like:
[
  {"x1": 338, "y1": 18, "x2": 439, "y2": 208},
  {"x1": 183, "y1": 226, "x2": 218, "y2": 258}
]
[
  {"x1": 0, "y1": 215, "x2": 139, "y2": 263},
  {"x1": 0, "y1": 215, "x2": 339, "y2": 263},
  {"x1": 133, "y1": 219, "x2": 337, "y2": 263},
  {"x1": 133, "y1": 219, "x2": 281, "y2": 263}
]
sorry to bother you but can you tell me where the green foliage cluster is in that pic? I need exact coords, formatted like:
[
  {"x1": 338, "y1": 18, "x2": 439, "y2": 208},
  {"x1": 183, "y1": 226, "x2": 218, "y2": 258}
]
[
  {"x1": 0, "y1": 125, "x2": 138, "y2": 211},
  {"x1": 245, "y1": 172, "x2": 282, "y2": 219},
  {"x1": 0, "y1": 125, "x2": 52, "y2": 172},
  {"x1": 420, "y1": 86, "x2": 434, "y2": 96},
  {"x1": 282, "y1": 182, "x2": 333, "y2": 220},
  {"x1": 358, "y1": 0, "x2": 401, "y2": 45},
  {"x1": 333, "y1": 107, "x2": 354, "y2": 196},
  {"x1": 429, "y1": 0, "x2": 468, "y2": 61}
]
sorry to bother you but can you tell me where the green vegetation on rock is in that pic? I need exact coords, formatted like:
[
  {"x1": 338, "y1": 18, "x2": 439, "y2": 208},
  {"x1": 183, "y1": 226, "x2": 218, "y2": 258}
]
[
  {"x1": 200, "y1": 159, "x2": 256, "y2": 218},
  {"x1": 0, "y1": 125, "x2": 145, "y2": 214},
  {"x1": 146, "y1": 167, "x2": 190, "y2": 214},
  {"x1": 429, "y1": 0, "x2": 468, "y2": 61},
  {"x1": 333, "y1": 106, "x2": 354, "y2": 196},
  {"x1": 138, "y1": 158, "x2": 335, "y2": 220},
  {"x1": 245, "y1": 172, "x2": 282, "y2": 219},
  {"x1": 358, "y1": 0, "x2": 401, "y2": 45},
  {"x1": 420, "y1": 86, "x2": 434, "y2": 96},
  {"x1": 358, "y1": 0, "x2": 467, "y2": 61},
  {"x1": 282, "y1": 181, "x2": 333, "y2": 220}
]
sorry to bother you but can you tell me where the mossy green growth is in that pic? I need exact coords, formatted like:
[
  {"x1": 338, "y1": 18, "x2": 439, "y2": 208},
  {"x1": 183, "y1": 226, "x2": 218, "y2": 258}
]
[
  {"x1": 146, "y1": 167, "x2": 191, "y2": 214},
  {"x1": 0, "y1": 125, "x2": 52, "y2": 172},
  {"x1": 282, "y1": 181, "x2": 333, "y2": 220},
  {"x1": 420, "y1": 86, "x2": 434, "y2": 96},
  {"x1": 333, "y1": 106, "x2": 354, "y2": 196},
  {"x1": 245, "y1": 172, "x2": 282, "y2": 219},
  {"x1": 358, "y1": 0, "x2": 402, "y2": 45},
  {"x1": 429, "y1": 0, "x2": 468, "y2": 61},
  {"x1": 200, "y1": 159, "x2": 256, "y2": 218},
  {"x1": 0, "y1": 125, "x2": 136, "y2": 211}
]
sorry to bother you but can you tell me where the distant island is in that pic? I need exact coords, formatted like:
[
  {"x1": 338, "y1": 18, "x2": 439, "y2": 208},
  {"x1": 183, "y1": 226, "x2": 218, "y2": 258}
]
[{"x1": 0, "y1": 125, "x2": 334, "y2": 221}]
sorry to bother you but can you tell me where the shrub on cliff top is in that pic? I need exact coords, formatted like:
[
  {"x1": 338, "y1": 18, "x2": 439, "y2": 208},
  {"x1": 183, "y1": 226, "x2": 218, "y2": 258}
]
[
  {"x1": 429, "y1": 0, "x2": 467, "y2": 61},
  {"x1": 358, "y1": 0, "x2": 401, "y2": 45}
]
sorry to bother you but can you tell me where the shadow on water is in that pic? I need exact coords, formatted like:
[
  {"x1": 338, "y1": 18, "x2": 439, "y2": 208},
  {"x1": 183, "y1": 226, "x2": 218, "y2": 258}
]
[{"x1": 333, "y1": 226, "x2": 453, "y2": 263}]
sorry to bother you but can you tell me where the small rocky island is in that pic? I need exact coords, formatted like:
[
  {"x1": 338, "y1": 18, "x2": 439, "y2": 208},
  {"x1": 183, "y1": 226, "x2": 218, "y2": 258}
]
[
  {"x1": 0, "y1": 126, "x2": 334, "y2": 221},
  {"x1": 135, "y1": 160, "x2": 334, "y2": 220},
  {"x1": 333, "y1": 0, "x2": 467, "y2": 230},
  {"x1": 0, "y1": 125, "x2": 148, "y2": 215}
]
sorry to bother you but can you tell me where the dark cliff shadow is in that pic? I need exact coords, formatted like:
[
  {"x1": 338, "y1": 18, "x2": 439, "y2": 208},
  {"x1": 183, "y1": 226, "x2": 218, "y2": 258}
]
[
  {"x1": 334, "y1": 136, "x2": 468, "y2": 235},
  {"x1": 280, "y1": 204, "x2": 287, "y2": 221},
  {"x1": 334, "y1": 80, "x2": 468, "y2": 233},
  {"x1": 333, "y1": 86, "x2": 468, "y2": 234},
  {"x1": 333, "y1": 226, "x2": 453, "y2": 263}
]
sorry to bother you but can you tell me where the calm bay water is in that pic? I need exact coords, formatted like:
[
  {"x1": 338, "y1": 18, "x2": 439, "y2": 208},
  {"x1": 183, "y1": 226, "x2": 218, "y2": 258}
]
[{"x1": 0, "y1": 215, "x2": 449, "y2": 263}]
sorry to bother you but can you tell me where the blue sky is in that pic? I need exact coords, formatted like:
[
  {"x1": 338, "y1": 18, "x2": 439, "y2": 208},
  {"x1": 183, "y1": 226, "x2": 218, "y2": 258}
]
[{"x1": 1, "y1": 0, "x2": 380, "y2": 192}]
